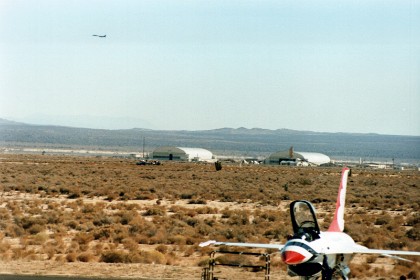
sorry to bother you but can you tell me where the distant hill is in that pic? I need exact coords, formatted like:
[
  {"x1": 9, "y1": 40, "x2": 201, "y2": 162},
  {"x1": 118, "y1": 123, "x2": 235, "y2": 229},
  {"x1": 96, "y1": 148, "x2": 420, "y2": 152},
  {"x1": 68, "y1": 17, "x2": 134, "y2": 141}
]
[{"x1": 0, "y1": 118, "x2": 419, "y2": 163}]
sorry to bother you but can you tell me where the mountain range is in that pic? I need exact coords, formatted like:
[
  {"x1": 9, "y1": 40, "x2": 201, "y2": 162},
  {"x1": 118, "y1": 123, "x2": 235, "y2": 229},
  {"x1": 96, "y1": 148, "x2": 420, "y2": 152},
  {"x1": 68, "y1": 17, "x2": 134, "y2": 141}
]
[{"x1": 0, "y1": 118, "x2": 419, "y2": 163}]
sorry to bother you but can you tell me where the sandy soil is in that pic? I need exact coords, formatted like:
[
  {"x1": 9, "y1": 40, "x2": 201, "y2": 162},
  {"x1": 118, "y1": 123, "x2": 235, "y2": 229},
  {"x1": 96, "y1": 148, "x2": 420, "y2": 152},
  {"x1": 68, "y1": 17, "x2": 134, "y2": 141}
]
[{"x1": 0, "y1": 154, "x2": 418, "y2": 279}]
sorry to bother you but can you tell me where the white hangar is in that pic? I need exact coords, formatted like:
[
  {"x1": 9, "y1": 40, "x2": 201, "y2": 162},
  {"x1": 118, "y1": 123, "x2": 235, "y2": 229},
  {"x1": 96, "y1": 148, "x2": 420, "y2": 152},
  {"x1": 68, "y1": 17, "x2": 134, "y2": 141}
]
[
  {"x1": 151, "y1": 146, "x2": 214, "y2": 162},
  {"x1": 265, "y1": 147, "x2": 330, "y2": 166}
]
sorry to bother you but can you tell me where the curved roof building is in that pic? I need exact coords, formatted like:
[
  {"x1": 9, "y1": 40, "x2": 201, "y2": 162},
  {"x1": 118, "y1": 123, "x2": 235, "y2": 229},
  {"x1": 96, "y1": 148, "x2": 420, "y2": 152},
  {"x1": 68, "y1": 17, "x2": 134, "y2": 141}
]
[
  {"x1": 265, "y1": 149, "x2": 330, "y2": 166},
  {"x1": 152, "y1": 146, "x2": 214, "y2": 162}
]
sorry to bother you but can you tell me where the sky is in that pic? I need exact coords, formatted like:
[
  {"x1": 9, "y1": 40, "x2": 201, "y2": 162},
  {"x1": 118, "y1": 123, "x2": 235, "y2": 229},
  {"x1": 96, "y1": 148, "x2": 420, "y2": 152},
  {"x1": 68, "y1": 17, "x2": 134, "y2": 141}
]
[{"x1": 0, "y1": 0, "x2": 419, "y2": 135}]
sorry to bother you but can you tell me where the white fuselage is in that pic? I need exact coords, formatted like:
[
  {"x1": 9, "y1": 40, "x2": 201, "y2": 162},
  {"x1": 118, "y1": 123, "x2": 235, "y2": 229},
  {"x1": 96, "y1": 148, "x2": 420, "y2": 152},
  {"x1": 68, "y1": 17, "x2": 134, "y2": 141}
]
[{"x1": 282, "y1": 231, "x2": 356, "y2": 267}]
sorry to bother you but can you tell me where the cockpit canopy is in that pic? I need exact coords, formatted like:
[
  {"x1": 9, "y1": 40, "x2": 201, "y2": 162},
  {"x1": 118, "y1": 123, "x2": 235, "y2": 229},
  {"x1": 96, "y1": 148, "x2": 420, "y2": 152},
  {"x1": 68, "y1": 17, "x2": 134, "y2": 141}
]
[{"x1": 290, "y1": 200, "x2": 320, "y2": 241}]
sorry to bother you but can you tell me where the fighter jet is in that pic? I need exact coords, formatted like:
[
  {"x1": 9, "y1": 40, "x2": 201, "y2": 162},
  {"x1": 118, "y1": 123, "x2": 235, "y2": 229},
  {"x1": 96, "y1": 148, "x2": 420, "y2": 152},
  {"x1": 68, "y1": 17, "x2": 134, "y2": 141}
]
[
  {"x1": 92, "y1": 34, "x2": 106, "y2": 38},
  {"x1": 200, "y1": 167, "x2": 420, "y2": 279}
]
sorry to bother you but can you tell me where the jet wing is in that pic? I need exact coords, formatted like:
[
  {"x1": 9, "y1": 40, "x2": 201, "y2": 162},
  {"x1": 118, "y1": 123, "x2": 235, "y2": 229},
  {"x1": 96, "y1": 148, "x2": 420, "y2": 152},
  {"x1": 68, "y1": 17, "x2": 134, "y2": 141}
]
[
  {"x1": 199, "y1": 240, "x2": 284, "y2": 250},
  {"x1": 352, "y1": 244, "x2": 420, "y2": 262}
]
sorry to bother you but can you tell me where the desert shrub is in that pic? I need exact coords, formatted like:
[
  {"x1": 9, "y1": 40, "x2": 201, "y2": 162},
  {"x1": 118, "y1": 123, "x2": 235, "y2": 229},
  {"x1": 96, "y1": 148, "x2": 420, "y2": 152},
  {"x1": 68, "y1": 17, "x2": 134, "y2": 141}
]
[
  {"x1": 100, "y1": 250, "x2": 165, "y2": 264},
  {"x1": 298, "y1": 178, "x2": 313, "y2": 185},
  {"x1": 43, "y1": 245, "x2": 55, "y2": 260},
  {"x1": 405, "y1": 225, "x2": 419, "y2": 240},
  {"x1": 4, "y1": 224, "x2": 25, "y2": 238},
  {"x1": 0, "y1": 208, "x2": 10, "y2": 220},
  {"x1": 197, "y1": 257, "x2": 210, "y2": 267},
  {"x1": 122, "y1": 238, "x2": 138, "y2": 252},
  {"x1": 28, "y1": 224, "x2": 45, "y2": 235},
  {"x1": 67, "y1": 189, "x2": 81, "y2": 199},
  {"x1": 263, "y1": 227, "x2": 285, "y2": 240},
  {"x1": 73, "y1": 232, "x2": 94, "y2": 251},
  {"x1": 45, "y1": 238, "x2": 65, "y2": 255},
  {"x1": 100, "y1": 250, "x2": 129, "y2": 263},
  {"x1": 117, "y1": 210, "x2": 138, "y2": 225},
  {"x1": 93, "y1": 228, "x2": 111, "y2": 240},
  {"x1": 31, "y1": 232, "x2": 49, "y2": 245},
  {"x1": 0, "y1": 240, "x2": 11, "y2": 253},
  {"x1": 129, "y1": 216, "x2": 154, "y2": 235},
  {"x1": 215, "y1": 254, "x2": 249, "y2": 266},
  {"x1": 75, "y1": 221, "x2": 95, "y2": 232},
  {"x1": 226, "y1": 210, "x2": 250, "y2": 226},
  {"x1": 81, "y1": 204, "x2": 96, "y2": 214},
  {"x1": 93, "y1": 213, "x2": 113, "y2": 226},
  {"x1": 180, "y1": 193, "x2": 194, "y2": 199},
  {"x1": 203, "y1": 218, "x2": 216, "y2": 227},
  {"x1": 221, "y1": 209, "x2": 232, "y2": 219},
  {"x1": 364, "y1": 179, "x2": 378, "y2": 186},
  {"x1": 407, "y1": 270, "x2": 418, "y2": 279},
  {"x1": 65, "y1": 219, "x2": 78, "y2": 229},
  {"x1": 66, "y1": 241, "x2": 80, "y2": 254},
  {"x1": 59, "y1": 187, "x2": 70, "y2": 195},
  {"x1": 386, "y1": 241, "x2": 406, "y2": 250},
  {"x1": 137, "y1": 250, "x2": 166, "y2": 264},
  {"x1": 155, "y1": 244, "x2": 168, "y2": 254},
  {"x1": 185, "y1": 236, "x2": 197, "y2": 245},
  {"x1": 7, "y1": 201, "x2": 23, "y2": 216},
  {"x1": 183, "y1": 246, "x2": 196, "y2": 257},
  {"x1": 15, "y1": 216, "x2": 46, "y2": 230},
  {"x1": 66, "y1": 252, "x2": 77, "y2": 262},
  {"x1": 12, "y1": 247, "x2": 37, "y2": 260},
  {"x1": 186, "y1": 218, "x2": 200, "y2": 227},
  {"x1": 366, "y1": 255, "x2": 376, "y2": 263},
  {"x1": 196, "y1": 206, "x2": 218, "y2": 214},
  {"x1": 134, "y1": 192, "x2": 155, "y2": 200},
  {"x1": 54, "y1": 255, "x2": 66, "y2": 262},
  {"x1": 110, "y1": 225, "x2": 130, "y2": 243},
  {"x1": 45, "y1": 211, "x2": 63, "y2": 225},
  {"x1": 143, "y1": 206, "x2": 166, "y2": 216},
  {"x1": 188, "y1": 199, "x2": 207, "y2": 204},
  {"x1": 257, "y1": 210, "x2": 284, "y2": 222},
  {"x1": 168, "y1": 235, "x2": 186, "y2": 245},
  {"x1": 405, "y1": 215, "x2": 419, "y2": 226},
  {"x1": 77, "y1": 252, "x2": 95, "y2": 262},
  {"x1": 196, "y1": 224, "x2": 213, "y2": 236},
  {"x1": 220, "y1": 193, "x2": 234, "y2": 202},
  {"x1": 374, "y1": 214, "x2": 392, "y2": 225}
]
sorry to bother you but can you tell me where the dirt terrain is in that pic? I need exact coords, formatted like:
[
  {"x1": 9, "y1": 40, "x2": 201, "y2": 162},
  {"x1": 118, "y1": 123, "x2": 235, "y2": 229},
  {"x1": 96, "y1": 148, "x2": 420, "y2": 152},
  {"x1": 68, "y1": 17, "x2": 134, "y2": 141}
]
[{"x1": 0, "y1": 154, "x2": 418, "y2": 279}]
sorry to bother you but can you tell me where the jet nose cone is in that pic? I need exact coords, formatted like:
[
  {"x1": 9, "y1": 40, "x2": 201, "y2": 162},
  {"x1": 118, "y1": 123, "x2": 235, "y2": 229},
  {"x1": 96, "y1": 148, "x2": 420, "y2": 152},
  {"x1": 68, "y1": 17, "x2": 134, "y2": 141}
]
[
  {"x1": 282, "y1": 250, "x2": 307, "y2": 265},
  {"x1": 281, "y1": 241, "x2": 316, "y2": 265}
]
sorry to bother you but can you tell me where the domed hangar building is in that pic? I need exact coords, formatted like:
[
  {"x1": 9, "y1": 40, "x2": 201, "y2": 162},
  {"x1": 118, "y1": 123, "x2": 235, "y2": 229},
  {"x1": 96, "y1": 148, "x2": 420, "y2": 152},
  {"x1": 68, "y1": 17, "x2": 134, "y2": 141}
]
[
  {"x1": 265, "y1": 147, "x2": 330, "y2": 166},
  {"x1": 151, "y1": 146, "x2": 214, "y2": 162}
]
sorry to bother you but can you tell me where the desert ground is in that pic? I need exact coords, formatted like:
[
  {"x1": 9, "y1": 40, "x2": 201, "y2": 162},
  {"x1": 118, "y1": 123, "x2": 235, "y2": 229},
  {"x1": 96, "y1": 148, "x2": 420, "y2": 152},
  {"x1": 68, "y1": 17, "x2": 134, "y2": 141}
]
[{"x1": 0, "y1": 154, "x2": 418, "y2": 279}]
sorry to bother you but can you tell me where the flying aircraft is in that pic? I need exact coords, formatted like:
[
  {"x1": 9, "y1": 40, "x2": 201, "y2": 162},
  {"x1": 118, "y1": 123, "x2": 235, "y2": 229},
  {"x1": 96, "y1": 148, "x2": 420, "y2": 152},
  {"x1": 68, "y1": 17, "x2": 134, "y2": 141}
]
[
  {"x1": 200, "y1": 167, "x2": 420, "y2": 280},
  {"x1": 92, "y1": 34, "x2": 106, "y2": 38}
]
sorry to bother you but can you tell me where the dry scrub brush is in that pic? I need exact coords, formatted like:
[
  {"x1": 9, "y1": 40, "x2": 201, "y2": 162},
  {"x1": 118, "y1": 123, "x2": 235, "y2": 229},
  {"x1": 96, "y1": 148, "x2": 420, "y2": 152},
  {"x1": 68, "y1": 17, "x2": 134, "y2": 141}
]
[{"x1": 0, "y1": 154, "x2": 418, "y2": 277}]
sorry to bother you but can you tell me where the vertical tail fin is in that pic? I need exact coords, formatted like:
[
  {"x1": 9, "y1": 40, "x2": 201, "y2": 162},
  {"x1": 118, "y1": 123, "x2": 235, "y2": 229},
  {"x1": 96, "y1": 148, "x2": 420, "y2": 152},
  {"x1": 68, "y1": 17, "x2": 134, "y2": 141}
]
[{"x1": 328, "y1": 167, "x2": 351, "y2": 232}]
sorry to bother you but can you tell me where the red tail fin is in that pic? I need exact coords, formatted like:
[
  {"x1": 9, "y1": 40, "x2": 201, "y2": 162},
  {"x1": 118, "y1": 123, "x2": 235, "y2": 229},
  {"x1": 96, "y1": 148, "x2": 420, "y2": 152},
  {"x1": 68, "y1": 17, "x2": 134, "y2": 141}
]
[{"x1": 328, "y1": 167, "x2": 351, "y2": 232}]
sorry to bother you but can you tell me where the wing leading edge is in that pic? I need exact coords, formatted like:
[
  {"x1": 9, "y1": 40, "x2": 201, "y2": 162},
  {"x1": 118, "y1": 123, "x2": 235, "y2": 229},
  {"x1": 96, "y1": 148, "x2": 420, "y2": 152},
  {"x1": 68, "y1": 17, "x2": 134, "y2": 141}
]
[
  {"x1": 199, "y1": 240, "x2": 284, "y2": 250},
  {"x1": 351, "y1": 244, "x2": 420, "y2": 262}
]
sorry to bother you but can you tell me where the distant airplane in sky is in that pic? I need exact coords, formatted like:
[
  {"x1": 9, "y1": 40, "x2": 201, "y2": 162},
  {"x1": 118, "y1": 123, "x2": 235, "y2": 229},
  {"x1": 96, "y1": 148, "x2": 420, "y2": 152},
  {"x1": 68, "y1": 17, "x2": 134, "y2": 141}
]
[{"x1": 92, "y1": 34, "x2": 106, "y2": 38}]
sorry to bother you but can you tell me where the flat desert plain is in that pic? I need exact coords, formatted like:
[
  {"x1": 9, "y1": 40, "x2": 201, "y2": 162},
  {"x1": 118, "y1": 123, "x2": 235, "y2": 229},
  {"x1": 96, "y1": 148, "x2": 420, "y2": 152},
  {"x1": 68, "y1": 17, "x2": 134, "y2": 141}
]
[{"x1": 0, "y1": 154, "x2": 418, "y2": 279}]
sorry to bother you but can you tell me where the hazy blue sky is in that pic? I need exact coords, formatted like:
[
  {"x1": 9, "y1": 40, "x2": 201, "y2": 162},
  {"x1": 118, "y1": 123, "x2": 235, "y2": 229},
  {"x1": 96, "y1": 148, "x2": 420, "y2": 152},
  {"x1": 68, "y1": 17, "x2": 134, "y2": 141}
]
[{"x1": 1, "y1": 0, "x2": 419, "y2": 135}]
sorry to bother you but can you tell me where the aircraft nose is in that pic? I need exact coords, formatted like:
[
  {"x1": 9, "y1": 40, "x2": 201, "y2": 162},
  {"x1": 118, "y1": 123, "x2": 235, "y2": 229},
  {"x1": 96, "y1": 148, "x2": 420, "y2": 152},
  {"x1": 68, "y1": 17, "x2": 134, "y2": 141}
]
[
  {"x1": 281, "y1": 241, "x2": 315, "y2": 265},
  {"x1": 282, "y1": 250, "x2": 307, "y2": 264}
]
